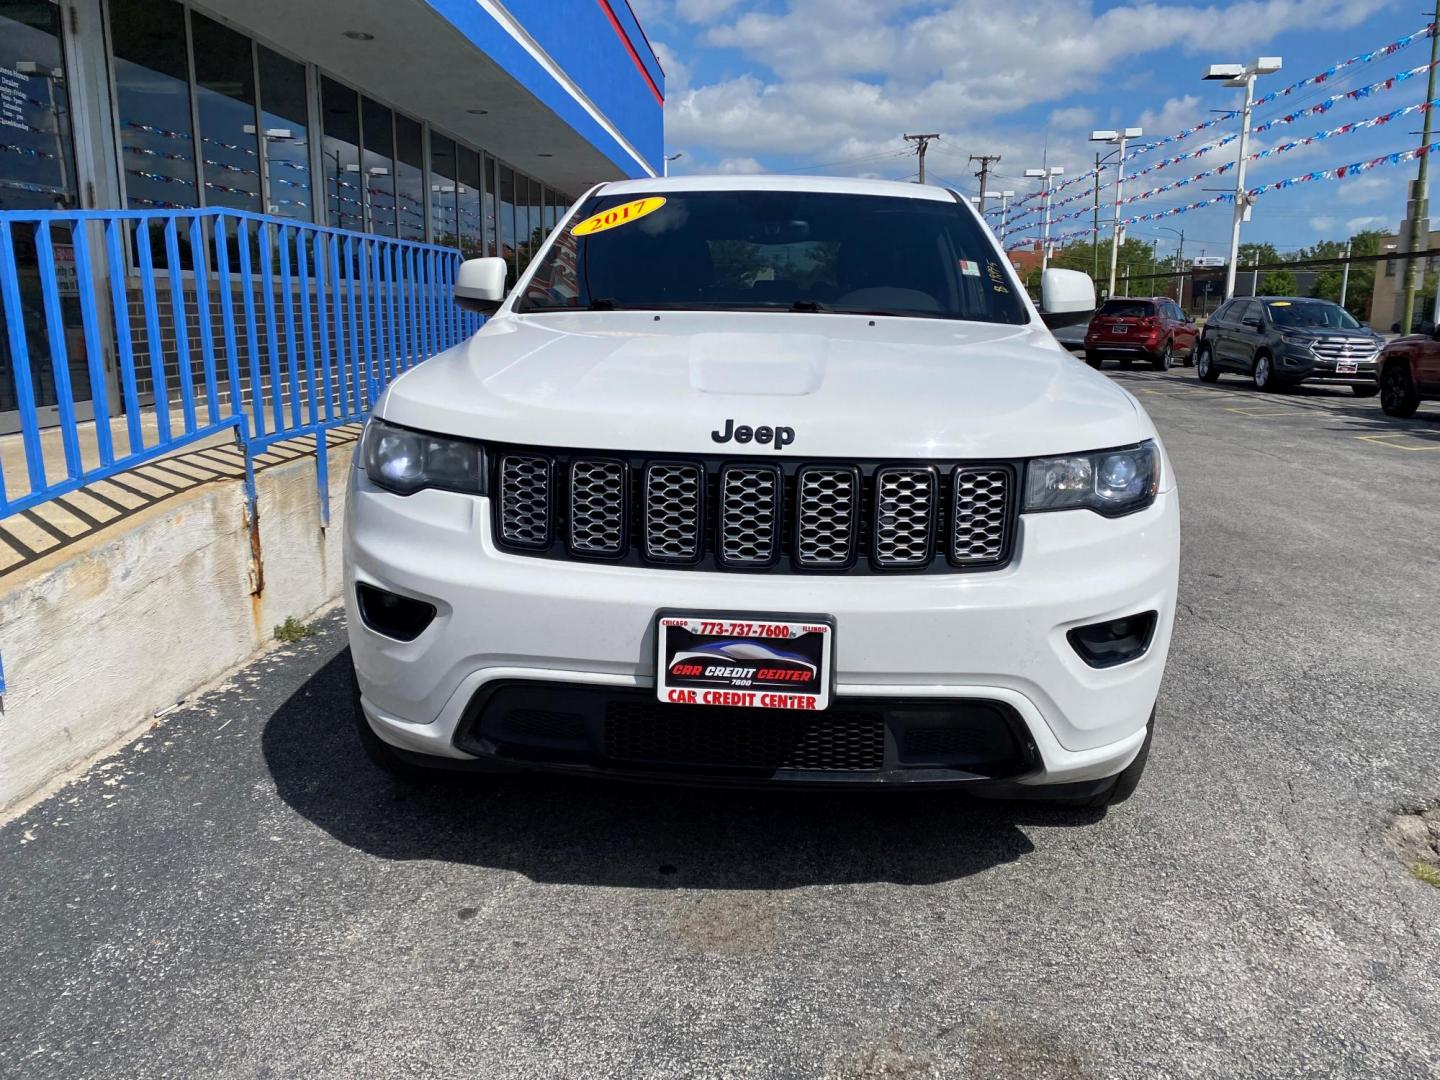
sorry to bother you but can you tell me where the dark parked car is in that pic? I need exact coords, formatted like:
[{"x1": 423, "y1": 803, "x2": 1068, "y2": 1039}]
[
  {"x1": 1376, "y1": 331, "x2": 1440, "y2": 417},
  {"x1": 1084, "y1": 297, "x2": 1198, "y2": 370},
  {"x1": 1194, "y1": 296, "x2": 1382, "y2": 395}
]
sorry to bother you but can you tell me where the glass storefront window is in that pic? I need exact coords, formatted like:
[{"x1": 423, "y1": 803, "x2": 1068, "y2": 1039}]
[
  {"x1": 394, "y1": 112, "x2": 424, "y2": 242},
  {"x1": 428, "y1": 132, "x2": 457, "y2": 248},
  {"x1": 1, "y1": 0, "x2": 91, "y2": 420},
  {"x1": 110, "y1": 0, "x2": 197, "y2": 210},
  {"x1": 457, "y1": 145, "x2": 482, "y2": 258},
  {"x1": 256, "y1": 47, "x2": 310, "y2": 221},
  {"x1": 320, "y1": 75, "x2": 360, "y2": 231},
  {"x1": 482, "y1": 154, "x2": 497, "y2": 258},
  {"x1": 360, "y1": 96, "x2": 394, "y2": 237},
  {"x1": 0, "y1": 0, "x2": 77, "y2": 211},
  {"x1": 498, "y1": 165, "x2": 516, "y2": 272},
  {"x1": 191, "y1": 13, "x2": 260, "y2": 212}
]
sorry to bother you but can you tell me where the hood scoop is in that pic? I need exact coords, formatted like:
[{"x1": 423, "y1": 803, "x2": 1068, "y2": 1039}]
[{"x1": 688, "y1": 332, "x2": 827, "y2": 396}]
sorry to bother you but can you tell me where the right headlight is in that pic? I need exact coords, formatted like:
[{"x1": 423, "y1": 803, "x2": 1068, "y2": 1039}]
[
  {"x1": 1024, "y1": 441, "x2": 1160, "y2": 517},
  {"x1": 361, "y1": 418, "x2": 486, "y2": 496}
]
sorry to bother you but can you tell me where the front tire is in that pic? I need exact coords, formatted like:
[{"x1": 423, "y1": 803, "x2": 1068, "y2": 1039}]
[
  {"x1": 1252, "y1": 351, "x2": 1277, "y2": 392},
  {"x1": 1380, "y1": 363, "x2": 1421, "y2": 417},
  {"x1": 1085, "y1": 349, "x2": 1103, "y2": 369},
  {"x1": 1196, "y1": 345, "x2": 1220, "y2": 382}
]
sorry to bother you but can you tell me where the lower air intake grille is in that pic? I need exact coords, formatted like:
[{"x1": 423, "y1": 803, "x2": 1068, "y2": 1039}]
[{"x1": 603, "y1": 699, "x2": 886, "y2": 771}]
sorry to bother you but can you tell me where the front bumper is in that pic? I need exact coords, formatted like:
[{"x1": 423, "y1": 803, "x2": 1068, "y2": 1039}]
[
  {"x1": 1277, "y1": 347, "x2": 1379, "y2": 384},
  {"x1": 344, "y1": 471, "x2": 1180, "y2": 788}
]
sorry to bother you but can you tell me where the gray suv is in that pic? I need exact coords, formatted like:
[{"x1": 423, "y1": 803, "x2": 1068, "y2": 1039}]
[{"x1": 1194, "y1": 297, "x2": 1382, "y2": 395}]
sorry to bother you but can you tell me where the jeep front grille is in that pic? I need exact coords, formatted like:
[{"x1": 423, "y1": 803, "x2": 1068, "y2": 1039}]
[{"x1": 490, "y1": 448, "x2": 1017, "y2": 574}]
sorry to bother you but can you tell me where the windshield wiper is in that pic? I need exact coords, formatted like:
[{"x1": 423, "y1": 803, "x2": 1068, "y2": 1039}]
[
  {"x1": 790, "y1": 299, "x2": 828, "y2": 313},
  {"x1": 586, "y1": 297, "x2": 618, "y2": 311}
]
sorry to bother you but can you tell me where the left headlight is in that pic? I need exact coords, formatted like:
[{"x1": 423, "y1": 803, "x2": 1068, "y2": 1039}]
[
  {"x1": 1024, "y1": 441, "x2": 1160, "y2": 517},
  {"x1": 361, "y1": 418, "x2": 486, "y2": 496}
]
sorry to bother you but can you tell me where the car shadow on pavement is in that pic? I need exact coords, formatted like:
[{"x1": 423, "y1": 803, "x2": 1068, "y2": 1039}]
[{"x1": 263, "y1": 650, "x2": 1104, "y2": 889}]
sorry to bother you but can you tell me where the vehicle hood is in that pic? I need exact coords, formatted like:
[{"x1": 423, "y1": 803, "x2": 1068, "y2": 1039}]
[{"x1": 378, "y1": 311, "x2": 1147, "y2": 459}]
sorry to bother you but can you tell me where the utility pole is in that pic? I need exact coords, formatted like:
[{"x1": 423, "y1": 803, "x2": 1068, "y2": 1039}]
[
  {"x1": 904, "y1": 133, "x2": 940, "y2": 185},
  {"x1": 1401, "y1": 0, "x2": 1440, "y2": 333},
  {"x1": 970, "y1": 154, "x2": 1002, "y2": 214},
  {"x1": 1339, "y1": 237, "x2": 1352, "y2": 309}
]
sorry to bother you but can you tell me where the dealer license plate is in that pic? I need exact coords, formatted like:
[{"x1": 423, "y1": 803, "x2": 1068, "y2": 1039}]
[
  {"x1": 655, "y1": 612, "x2": 834, "y2": 712},
  {"x1": 1336, "y1": 361, "x2": 1358, "y2": 374}
]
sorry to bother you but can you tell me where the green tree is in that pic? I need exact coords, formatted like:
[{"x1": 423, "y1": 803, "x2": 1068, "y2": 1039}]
[{"x1": 1259, "y1": 270, "x2": 1296, "y2": 295}]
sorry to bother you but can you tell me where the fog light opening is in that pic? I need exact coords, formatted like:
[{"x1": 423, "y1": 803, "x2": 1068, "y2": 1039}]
[
  {"x1": 1068, "y1": 611, "x2": 1157, "y2": 668},
  {"x1": 357, "y1": 583, "x2": 436, "y2": 642}
]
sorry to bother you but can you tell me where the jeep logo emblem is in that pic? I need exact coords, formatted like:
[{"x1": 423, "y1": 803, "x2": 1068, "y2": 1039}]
[{"x1": 711, "y1": 419, "x2": 795, "y2": 449}]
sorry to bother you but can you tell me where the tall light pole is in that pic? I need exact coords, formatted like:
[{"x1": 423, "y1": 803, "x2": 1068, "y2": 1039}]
[
  {"x1": 1154, "y1": 225, "x2": 1185, "y2": 301},
  {"x1": 1091, "y1": 127, "x2": 1143, "y2": 300},
  {"x1": 1401, "y1": 3, "x2": 1440, "y2": 333},
  {"x1": 1025, "y1": 166, "x2": 1063, "y2": 270},
  {"x1": 1204, "y1": 56, "x2": 1282, "y2": 300},
  {"x1": 997, "y1": 189, "x2": 1016, "y2": 242},
  {"x1": 663, "y1": 152, "x2": 683, "y2": 176}
]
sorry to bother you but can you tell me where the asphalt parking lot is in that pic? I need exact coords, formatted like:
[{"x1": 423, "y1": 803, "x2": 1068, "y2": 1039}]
[{"x1": 2, "y1": 364, "x2": 1439, "y2": 1079}]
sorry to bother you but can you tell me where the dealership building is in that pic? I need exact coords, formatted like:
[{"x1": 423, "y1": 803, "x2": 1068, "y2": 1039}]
[{"x1": 0, "y1": 0, "x2": 663, "y2": 431}]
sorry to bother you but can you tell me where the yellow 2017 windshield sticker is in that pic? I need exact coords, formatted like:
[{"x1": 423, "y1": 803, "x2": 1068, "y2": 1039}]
[{"x1": 572, "y1": 197, "x2": 666, "y2": 237}]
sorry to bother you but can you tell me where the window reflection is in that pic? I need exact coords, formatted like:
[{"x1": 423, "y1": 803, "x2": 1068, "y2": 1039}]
[
  {"x1": 429, "y1": 132, "x2": 457, "y2": 248},
  {"x1": 498, "y1": 165, "x2": 516, "y2": 271},
  {"x1": 0, "y1": 0, "x2": 77, "y2": 210},
  {"x1": 257, "y1": 47, "x2": 310, "y2": 221},
  {"x1": 111, "y1": 0, "x2": 196, "y2": 209},
  {"x1": 394, "y1": 113, "x2": 424, "y2": 241},
  {"x1": 458, "y1": 145, "x2": 482, "y2": 258},
  {"x1": 191, "y1": 13, "x2": 260, "y2": 212},
  {"x1": 320, "y1": 76, "x2": 360, "y2": 230},
  {"x1": 360, "y1": 96, "x2": 394, "y2": 237},
  {"x1": 482, "y1": 154, "x2": 497, "y2": 257}
]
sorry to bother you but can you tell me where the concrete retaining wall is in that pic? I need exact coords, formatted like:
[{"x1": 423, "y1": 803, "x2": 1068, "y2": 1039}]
[{"x1": 0, "y1": 441, "x2": 353, "y2": 814}]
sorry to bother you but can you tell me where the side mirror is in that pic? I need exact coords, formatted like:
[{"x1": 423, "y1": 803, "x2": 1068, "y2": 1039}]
[
  {"x1": 1038, "y1": 268, "x2": 1095, "y2": 328},
  {"x1": 455, "y1": 257, "x2": 508, "y2": 315}
]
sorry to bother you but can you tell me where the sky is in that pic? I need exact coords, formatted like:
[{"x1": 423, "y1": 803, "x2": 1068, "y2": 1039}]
[{"x1": 629, "y1": 0, "x2": 1434, "y2": 264}]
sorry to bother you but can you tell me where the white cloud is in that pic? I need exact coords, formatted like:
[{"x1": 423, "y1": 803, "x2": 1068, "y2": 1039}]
[
  {"x1": 1310, "y1": 215, "x2": 1337, "y2": 231},
  {"x1": 1049, "y1": 106, "x2": 1097, "y2": 131},
  {"x1": 715, "y1": 156, "x2": 766, "y2": 173},
  {"x1": 677, "y1": 0, "x2": 743, "y2": 23},
  {"x1": 667, "y1": 0, "x2": 1390, "y2": 178},
  {"x1": 1346, "y1": 214, "x2": 1395, "y2": 234},
  {"x1": 1334, "y1": 173, "x2": 1401, "y2": 205}
]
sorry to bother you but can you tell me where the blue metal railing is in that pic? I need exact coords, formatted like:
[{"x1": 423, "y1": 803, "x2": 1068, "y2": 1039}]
[{"x1": 0, "y1": 207, "x2": 481, "y2": 524}]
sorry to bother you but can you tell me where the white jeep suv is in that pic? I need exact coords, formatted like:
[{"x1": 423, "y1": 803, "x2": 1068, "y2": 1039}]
[{"x1": 343, "y1": 176, "x2": 1179, "y2": 806}]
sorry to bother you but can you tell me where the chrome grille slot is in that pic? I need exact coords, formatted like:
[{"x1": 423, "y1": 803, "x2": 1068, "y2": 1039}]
[
  {"x1": 644, "y1": 462, "x2": 703, "y2": 562},
  {"x1": 795, "y1": 466, "x2": 858, "y2": 567},
  {"x1": 873, "y1": 467, "x2": 937, "y2": 568},
  {"x1": 951, "y1": 467, "x2": 1011, "y2": 565},
  {"x1": 719, "y1": 464, "x2": 780, "y2": 567},
  {"x1": 498, "y1": 453, "x2": 552, "y2": 548},
  {"x1": 568, "y1": 458, "x2": 625, "y2": 557}
]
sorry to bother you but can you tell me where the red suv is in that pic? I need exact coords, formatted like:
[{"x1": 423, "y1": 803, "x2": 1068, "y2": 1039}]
[
  {"x1": 1377, "y1": 332, "x2": 1440, "y2": 417},
  {"x1": 1085, "y1": 297, "x2": 1199, "y2": 371}
]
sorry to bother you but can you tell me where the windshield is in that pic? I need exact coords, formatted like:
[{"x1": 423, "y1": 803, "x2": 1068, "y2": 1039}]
[
  {"x1": 1266, "y1": 300, "x2": 1360, "y2": 330},
  {"x1": 515, "y1": 189, "x2": 1029, "y2": 324},
  {"x1": 1096, "y1": 300, "x2": 1156, "y2": 318}
]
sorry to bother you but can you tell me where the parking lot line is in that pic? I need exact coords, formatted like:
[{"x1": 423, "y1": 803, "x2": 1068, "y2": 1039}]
[
  {"x1": 1354, "y1": 434, "x2": 1440, "y2": 452},
  {"x1": 1225, "y1": 406, "x2": 1295, "y2": 416}
]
